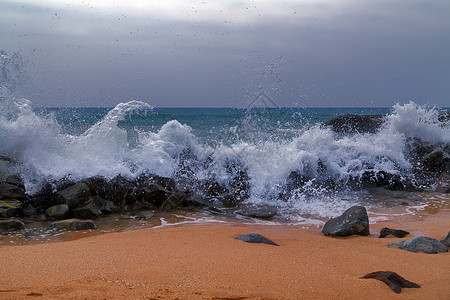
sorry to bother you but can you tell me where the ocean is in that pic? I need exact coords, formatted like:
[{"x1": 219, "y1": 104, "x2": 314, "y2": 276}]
[{"x1": 1, "y1": 98, "x2": 450, "y2": 229}]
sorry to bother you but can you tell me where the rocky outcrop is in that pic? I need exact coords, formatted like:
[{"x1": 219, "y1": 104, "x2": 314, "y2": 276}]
[
  {"x1": 322, "y1": 206, "x2": 370, "y2": 237},
  {"x1": 361, "y1": 271, "x2": 420, "y2": 294},
  {"x1": 388, "y1": 236, "x2": 448, "y2": 254},
  {"x1": 324, "y1": 114, "x2": 384, "y2": 134}
]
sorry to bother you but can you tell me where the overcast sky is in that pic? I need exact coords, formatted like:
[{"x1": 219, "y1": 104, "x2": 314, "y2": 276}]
[{"x1": 1, "y1": 0, "x2": 449, "y2": 108}]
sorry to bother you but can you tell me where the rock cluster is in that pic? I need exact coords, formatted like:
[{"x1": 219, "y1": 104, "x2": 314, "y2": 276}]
[{"x1": 0, "y1": 170, "x2": 254, "y2": 233}]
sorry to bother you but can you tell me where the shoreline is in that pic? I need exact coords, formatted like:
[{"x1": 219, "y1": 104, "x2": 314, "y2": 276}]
[{"x1": 1, "y1": 208, "x2": 449, "y2": 299}]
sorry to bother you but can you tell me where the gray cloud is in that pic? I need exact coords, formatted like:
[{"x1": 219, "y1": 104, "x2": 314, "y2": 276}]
[{"x1": 0, "y1": 0, "x2": 449, "y2": 107}]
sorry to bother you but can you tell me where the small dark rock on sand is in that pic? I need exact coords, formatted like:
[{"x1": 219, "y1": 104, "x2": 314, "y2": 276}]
[
  {"x1": 378, "y1": 227, "x2": 409, "y2": 238},
  {"x1": 235, "y1": 233, "x2": 279, "y2": 246},
  {"x1": 361, "y1": 271, "x2": 420, "y2": 294},
  {"x1": 388, "y1": 236, "x2": 448, "y2": 254}
]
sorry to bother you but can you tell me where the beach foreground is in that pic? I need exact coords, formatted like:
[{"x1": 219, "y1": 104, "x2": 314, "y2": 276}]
[{"x1": 1, "y1": 210, "x2": 449, "y2": 299}]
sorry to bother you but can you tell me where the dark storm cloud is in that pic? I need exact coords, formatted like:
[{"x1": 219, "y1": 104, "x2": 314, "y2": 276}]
[{"x1": 0, "y1": 0, "x2": 449, "y2": 107}]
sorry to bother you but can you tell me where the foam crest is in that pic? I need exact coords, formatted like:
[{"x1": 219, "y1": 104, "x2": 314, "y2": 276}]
[{"x1": 384, "y1": 101, "x2": 450, "y2": 145}]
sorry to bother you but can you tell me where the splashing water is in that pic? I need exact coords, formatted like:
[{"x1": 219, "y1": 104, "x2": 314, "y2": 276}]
[{"x1": 0, "y1": 96, "x2": 449, "y2": 219}]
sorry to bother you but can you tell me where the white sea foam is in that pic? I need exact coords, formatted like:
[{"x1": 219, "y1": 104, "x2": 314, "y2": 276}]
[{"x1": 0, "y1": 97, "x2": 448, "y2": 219}]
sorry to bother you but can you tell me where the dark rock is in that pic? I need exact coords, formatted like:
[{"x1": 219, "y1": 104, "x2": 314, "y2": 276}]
[
  {"x1": 199, "y1": 179, "x2": 227, "y2": 197},
  {"x1": 146, "y1": 175, "x2": 176, "y2": 191},
  {"x1": 52, "y1": 182, "x2": 91, "y2": 208},
  {"x1": 421, "y1": 149, "x2": 443, "y2": 172},
  {"x1": 219, "y1": 194, "x2": 239, "y2": 208},
  {"x1": 388, "y1": 236, "x2": 448, "y2": 254},
  {"x1": 0, "y1": 182, "x2": 26, "y2": 200},
  {"x1": 324, "y1": 114, "x2": 384, "y2": 134},
  {"x1": 141, "y1": 183, "x2": 169, "y2": 207},
  {"x1": 45, "y1": 204, "x2": 69, "y2": 220},
  {"x1": 104, "y1": 175, "x2": 135, "y2": 206},
  {"x1": 237, "y1": 209, "x2": 277, "y2": 219},
  {"x1": 378, "y1": 227, "x2": 409, "y2": 238},
  {"x1": 50, "y1": 218, "x2": 97, "y2": 230},
  {"x1": 91, "y1": 196, "x2": 117, "y2": 214},
  {"x1": 0, "y1": 199, "x2": 22, "y2": 217},
  {"x1": 0, "y1": 218, "x2": 25, "y2": 231},
  {"x1": 436, "y1": 172, "x2": 450, "y2": 193},
  {"x1": 235, "y1": 233, "x2": 279, "y2": 246},
  {"x1": 160, "y1": 191, "x2": 188, "y2": 211},
  {"x1": 440, "y1": 231, "x2": 450, "y2": 247},
  {"x1": 361, "y1": 271, "x2": 420, "y2": 294},
  {"x1": 438, "y1": 111, "x2": 450, "y2": 123},
  {"x1": 186, "y1": 194, "x2": 214, "y2": 207},
  {"x1": 74, "y1": 202, "x2": 101, "y2": 219},
  {"x1": 368, "y1": 188, "x2": 422, "y2": 206},
  {"x1": 5, "y1": 174, "x2": 24, "y2": 186},
  {"x1": 83, "y1": 176, "x2": 108, "y2": 198},
  {"x1": 322, "y1": 206, "x2": 370, "y2": 237}
]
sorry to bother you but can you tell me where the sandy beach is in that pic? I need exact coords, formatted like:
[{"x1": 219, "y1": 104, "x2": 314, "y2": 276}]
[{"x1": 1, "y1": 207, "x2": 449, "y2": 300}]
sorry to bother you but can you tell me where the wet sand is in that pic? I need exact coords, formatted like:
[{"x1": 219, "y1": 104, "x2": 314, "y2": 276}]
[{"x1": 1, "y1": 209, "x2": 449, "y2": 299}]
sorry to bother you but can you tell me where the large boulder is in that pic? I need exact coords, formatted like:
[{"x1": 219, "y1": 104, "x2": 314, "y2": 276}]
[
  {"x1": 52, "y1": 182, "x2": 91, "y2": 208},
  {"x1": 322, "y1": 206, "x2": 370, "y2": 237},
  {"x1": 388, "y1": 236, "x2": 448, "y2": 254},
  {"x1": 324, "y1": 114, "x2": 384, "y2": 134}
]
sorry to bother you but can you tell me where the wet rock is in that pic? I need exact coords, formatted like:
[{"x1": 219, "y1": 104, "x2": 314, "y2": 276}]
[
  {"x1": 74, "y1": 202, "x2": 101, "y2": 219},
  {"x1": 237, "y1": 209, "x2": 277, "y2": 219},
  {"x1": 160, "y1": 191, "x2": 188, "y2": 211},
  {"x1": 324, "y1": 114, "x2": 384, "y2": 134},
  {"x1": 140, "y1": 183, "x2": 169, "y2": 207},
  {"x1": 199, "y1": 179, "x2": 227, "y2": 197},
  {"x1": 436, "y1": 172, "x2": 450, "y2": 193},
  {"x1": 378, "y1": 227, "x2": 409, "y2": 238},
  {"x1": 52, "y1": 182, "x2": 91, "y2": 208},
  {"x1": 438, "y1": 111, "x2": 450, "y2": 123},
  {"x1": 45, "y1": 204, "x2": 69, "y2": 220},
  {"x1": 0, "y1": 182, "x2": 26, "y2": 200},
  {"x1": 235, "y1": 233, "x2": 279, "y2": 246},
  {"x1": 368, "y1": 188, "x2": 422, "y2": 206},
  {"x1": 421, "y1": 149, "x2": 443, "y2": 172},
  {"x1": 92, "y1": 196, "x2": 117, "y2": 214},
  {"x1": 104, "y1": 175, "x2": 135, "y2": 206},
  {"x1": 0, "y1": 218, "x2": 25, "y2": 231},
  {"x1": 146, "y1": 175, "x2": 176, "y2": 191},
  {"x1": 388, "y1": 236, "x2": 448, "y2": 254},
  {"x1": 361, "y1": 271, "x2": 420, "y2": 294},
  {"x1": 50, "y1": 218, "x2": 97, "y2": 230},
  {"x1": 322, "y1": 206, "x2": 370, "y2": 237},
  {"x1": 218, "y1": 194, "x2": 239, "y2": 208},
  {"x1": 440, "y1": 231, "x2": 450, "y2": 247},
  {"x1": 0, "y1": 199, "x2": 23, "y2": 217},
  {"x1": 83, "y1": 176, "x2": 108, "y2": 198}
]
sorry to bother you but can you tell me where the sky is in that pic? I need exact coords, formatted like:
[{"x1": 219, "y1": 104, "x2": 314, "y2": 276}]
[{"x1": 1, "y1": 0, "x2": 449, "y2": 108}]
